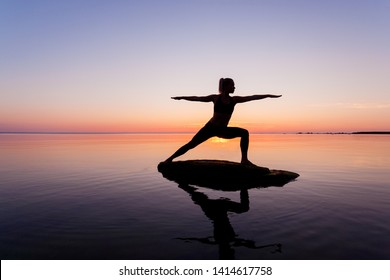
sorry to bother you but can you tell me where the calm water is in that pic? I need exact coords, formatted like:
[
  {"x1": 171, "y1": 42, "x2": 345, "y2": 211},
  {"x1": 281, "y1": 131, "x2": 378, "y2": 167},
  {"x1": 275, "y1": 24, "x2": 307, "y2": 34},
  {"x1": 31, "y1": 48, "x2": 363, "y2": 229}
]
[{"x1": 0, "y1": 134, "x2": 389, "y2": 260}]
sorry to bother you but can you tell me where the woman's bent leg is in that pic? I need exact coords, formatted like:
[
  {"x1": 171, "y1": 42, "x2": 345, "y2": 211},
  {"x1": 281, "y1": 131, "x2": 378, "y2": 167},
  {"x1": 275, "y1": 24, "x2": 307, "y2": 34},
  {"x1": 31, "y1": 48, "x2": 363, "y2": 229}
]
[{"x1": 217, "y1": 127, "x2": 253, "y2": 165}]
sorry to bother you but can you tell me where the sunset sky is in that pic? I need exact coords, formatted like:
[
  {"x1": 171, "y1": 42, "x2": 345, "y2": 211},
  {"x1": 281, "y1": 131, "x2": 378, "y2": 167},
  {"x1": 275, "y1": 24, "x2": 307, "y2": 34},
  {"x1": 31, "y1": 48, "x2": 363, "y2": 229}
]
[{"x1": 1, "y1": 0, "x2": 389, "y2": 133}]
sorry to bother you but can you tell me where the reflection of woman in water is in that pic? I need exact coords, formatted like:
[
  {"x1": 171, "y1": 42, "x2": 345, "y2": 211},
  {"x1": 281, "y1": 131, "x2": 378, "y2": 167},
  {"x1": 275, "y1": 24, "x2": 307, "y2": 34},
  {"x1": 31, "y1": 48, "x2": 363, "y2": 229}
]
[
  {"x1": 165, "y1": 78, "x2": 281, "y2": 165},
  {"x1": 178, "y1": 184, "x2": 282, "y2": 259},
  {"x1": 179, "y1": 184, "x2": 249, "y2": 259}
]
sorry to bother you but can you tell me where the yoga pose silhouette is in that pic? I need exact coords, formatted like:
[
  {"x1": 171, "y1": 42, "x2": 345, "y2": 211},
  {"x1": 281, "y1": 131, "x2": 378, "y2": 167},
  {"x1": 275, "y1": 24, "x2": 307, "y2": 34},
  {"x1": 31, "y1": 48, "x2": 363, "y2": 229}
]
[{"x1": 165, "y1": 78, "x2": 281, "y2": 165}]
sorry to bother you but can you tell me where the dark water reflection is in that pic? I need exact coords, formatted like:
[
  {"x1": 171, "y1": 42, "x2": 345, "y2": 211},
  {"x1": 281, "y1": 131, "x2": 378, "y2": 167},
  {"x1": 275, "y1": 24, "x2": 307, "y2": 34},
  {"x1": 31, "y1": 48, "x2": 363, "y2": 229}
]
[
  {"x1": 1, "y1": 134, "x2": 389, "y2": 259},
  {"x1": 176, "y1": 185, "x2": 281, "y2": 259}
]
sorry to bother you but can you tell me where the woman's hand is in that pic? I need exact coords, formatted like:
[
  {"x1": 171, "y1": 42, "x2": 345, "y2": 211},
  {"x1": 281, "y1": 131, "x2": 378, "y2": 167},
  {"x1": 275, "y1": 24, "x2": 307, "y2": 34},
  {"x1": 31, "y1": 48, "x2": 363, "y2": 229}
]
[{"x1": 269, "y1": 94, "x2": 282, "y2": 98}]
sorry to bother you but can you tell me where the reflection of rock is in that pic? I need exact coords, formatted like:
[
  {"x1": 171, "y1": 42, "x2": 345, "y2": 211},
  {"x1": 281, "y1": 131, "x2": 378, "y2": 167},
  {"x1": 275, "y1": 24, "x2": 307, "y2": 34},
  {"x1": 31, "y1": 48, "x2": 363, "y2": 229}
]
[
  {"x1": 158, "y1": 160, "x2": 299, "y2": 190},
  {"x1": 158, "y1": 160, "x2": 297, "y2": 258}
]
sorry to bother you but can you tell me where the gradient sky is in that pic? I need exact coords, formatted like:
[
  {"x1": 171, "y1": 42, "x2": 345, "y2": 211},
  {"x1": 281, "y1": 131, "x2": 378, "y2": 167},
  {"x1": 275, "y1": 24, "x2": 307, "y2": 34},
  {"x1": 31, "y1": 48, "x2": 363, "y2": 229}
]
[{"x1": 1, "y1": 0, "x2": 389, "y2": 133}]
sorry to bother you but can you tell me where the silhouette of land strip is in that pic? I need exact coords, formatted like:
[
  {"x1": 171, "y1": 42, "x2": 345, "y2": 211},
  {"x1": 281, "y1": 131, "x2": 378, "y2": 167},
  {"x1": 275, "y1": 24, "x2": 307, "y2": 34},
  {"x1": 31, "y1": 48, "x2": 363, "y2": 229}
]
[
  {"x1": 158, "y1": 160, "x2": 299, "y2": 191},
  {"x1": 297, "y1": 131, "x2": 390, "y2": 135},
  {"x1": 352, "y1": 131, "x2": 390, "y2": 134}
]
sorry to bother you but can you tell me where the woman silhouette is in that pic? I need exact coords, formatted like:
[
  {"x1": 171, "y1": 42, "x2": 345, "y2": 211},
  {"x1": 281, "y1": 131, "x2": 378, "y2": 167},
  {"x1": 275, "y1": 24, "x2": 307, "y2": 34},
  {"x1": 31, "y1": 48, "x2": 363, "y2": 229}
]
[{"x1": 165, "y1": 78, "x2": 281, "y2": 165}]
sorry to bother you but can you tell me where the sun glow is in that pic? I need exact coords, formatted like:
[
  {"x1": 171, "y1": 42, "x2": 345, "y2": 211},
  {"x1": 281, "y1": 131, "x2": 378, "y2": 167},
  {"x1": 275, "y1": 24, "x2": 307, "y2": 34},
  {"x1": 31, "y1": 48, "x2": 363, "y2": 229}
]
[{"x1": 210, "y1": 137, "x2": 230, "y2": 143}]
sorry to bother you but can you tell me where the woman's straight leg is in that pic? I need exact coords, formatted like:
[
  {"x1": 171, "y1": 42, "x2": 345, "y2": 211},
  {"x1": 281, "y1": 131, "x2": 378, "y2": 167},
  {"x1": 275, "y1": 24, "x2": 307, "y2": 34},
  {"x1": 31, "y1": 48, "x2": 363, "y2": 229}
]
[{"x1": 165, "y1": 126, "x2": 214, "y2": 162}]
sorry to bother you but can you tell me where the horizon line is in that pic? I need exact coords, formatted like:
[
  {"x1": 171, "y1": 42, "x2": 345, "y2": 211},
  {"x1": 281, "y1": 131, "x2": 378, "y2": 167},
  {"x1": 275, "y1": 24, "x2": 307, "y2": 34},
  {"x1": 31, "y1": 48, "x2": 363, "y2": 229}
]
[
  {"x1": 0, "y1": 131, "x2": 290, "y2": 135},
  {"x1": 1, "y1": 131, "x2": 389, "y2": 135}
]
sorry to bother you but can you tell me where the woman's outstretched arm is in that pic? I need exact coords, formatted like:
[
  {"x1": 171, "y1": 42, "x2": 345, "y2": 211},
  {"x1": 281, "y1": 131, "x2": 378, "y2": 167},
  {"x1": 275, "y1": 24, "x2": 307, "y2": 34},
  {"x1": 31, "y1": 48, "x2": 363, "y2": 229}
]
[
  {"x1": 171, "y1": 94, "x2": 216, "y2": 102},
  {"x1": 233, "y1": 94, "x2": 282, "y2": 103}
]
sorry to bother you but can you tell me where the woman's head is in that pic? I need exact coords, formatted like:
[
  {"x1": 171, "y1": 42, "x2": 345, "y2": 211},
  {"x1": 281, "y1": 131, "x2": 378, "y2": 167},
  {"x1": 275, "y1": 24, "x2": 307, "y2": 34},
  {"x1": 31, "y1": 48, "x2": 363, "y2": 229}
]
[{"x1": 219, "y1": 78, "x2": 235, "y2": 94}]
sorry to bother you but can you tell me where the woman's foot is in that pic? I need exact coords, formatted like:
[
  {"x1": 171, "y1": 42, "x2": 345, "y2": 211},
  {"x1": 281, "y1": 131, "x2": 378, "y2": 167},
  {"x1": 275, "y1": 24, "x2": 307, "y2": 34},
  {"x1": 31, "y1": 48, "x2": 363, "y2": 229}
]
[{"x1": 241, "y1": 159, "x2": 257, "y2": 167}]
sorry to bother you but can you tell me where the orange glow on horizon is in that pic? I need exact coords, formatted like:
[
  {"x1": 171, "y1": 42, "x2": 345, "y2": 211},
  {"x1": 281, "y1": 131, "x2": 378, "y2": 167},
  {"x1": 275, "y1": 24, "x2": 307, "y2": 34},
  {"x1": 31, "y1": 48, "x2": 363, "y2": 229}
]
[
  {"x1": 1, "y1": 106, "x2": 389, "y2": 133},
  {"x1": 2, "y1": 120, "x2": 388, "y2": 134}
]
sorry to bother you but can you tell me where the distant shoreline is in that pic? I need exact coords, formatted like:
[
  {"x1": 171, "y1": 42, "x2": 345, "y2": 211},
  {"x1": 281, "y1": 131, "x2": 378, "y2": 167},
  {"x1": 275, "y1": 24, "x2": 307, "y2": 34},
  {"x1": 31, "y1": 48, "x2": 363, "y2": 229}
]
[
  {"x1": 351, "y1": 131, "x2": 390, "y2": 135},
  {"x1": 297, "y1": 131, "x2": 390, "y2": 135}
]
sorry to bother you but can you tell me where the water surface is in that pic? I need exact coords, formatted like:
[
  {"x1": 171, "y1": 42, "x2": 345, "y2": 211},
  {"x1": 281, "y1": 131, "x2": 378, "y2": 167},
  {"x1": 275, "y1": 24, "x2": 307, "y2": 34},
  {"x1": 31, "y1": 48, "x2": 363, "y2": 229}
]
[{"x1": 0, "y1": 134, "x2": 389, "y2": 259}]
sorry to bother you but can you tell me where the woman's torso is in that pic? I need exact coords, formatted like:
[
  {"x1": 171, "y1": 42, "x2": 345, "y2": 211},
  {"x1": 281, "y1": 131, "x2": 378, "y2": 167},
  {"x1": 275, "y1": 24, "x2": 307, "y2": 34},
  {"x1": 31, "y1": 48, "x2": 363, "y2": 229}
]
[{"x1": 208, "y1": 94, "x2": 236, "y2": 127}]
